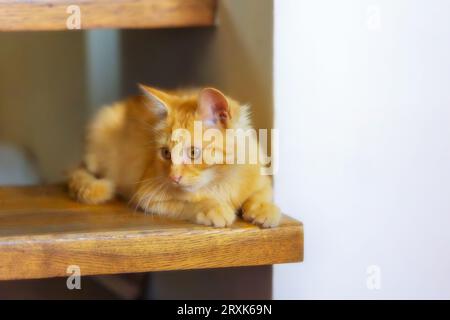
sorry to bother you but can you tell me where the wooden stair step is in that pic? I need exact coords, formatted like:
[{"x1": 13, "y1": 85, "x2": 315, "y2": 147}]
[
  {"x1": 0, "y1": 0, "x2": 217, "y2": 31},
  {"x1": 0, "y1": 185, "x2": 303, "y2": 280}
]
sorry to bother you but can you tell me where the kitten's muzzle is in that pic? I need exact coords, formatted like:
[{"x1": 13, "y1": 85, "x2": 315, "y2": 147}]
[{"x1": 169, "y1": 175, "x2": 182, "y2": 184}]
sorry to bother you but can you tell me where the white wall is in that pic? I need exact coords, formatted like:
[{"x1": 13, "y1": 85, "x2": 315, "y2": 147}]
[{"x1": 274, "y1": 0, "x2": 450, "y2": 299}]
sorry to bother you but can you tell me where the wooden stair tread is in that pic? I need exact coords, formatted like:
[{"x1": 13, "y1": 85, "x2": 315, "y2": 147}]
[
  {"x1": 0, "y1": 0, "x2": 217, "y2": 31},
  {"x1": 0, "y1": 185, "x2": 303, "y2": 280}
]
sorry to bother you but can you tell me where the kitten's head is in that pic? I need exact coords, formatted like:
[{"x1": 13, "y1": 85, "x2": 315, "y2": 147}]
[{"x1": 138, "y1": 85, "x2": 250, "y2": 192}]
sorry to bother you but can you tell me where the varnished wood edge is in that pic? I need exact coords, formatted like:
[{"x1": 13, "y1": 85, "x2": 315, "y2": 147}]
[{"x1": 0, "y1": 222, "x2": 303, "y2": 280}]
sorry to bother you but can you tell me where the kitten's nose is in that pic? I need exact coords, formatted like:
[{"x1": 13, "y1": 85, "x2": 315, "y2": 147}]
[{"x1": 170, "y1": 175, "x2": 182, "y2": 184}]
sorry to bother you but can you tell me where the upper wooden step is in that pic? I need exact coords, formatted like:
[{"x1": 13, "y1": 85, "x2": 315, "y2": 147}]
[
  {"x1": 0, "y1": 185, "x2": 303, "y2": 280},
  {"x1": 0, "y1": 0, "x2": 217, "y2": 31}
]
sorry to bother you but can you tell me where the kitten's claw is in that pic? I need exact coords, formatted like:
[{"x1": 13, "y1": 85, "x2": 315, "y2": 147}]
[
  {"x1": 195, "y1": 203, "x2": 236, "y2": 227},
  {"x1": 242, "y1": 202, "x2": 281, "y2": 228}
]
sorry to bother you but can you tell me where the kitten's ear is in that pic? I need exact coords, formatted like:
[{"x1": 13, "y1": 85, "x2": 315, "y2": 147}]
[
  {"x1": 138, "y1": 84, "x2": 169, "y2": 117},
  {"x1": 197, "y1": 88, "x2": 231, "y2": 127}
]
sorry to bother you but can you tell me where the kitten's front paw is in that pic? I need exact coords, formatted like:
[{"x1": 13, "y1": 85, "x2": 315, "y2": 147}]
[
  {"x1": 195, "y1": 201, "x2": 236, "y2": 228},
  {"x1": 242, "y1": 202, "x2": 281, "y2": 228}
]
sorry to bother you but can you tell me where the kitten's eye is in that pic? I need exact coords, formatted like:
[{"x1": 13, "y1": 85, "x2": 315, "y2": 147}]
[
  {"x1": 189, "y1": 147, "x2": 201, "y2": 160},
  {"x1": 160, "y1": 147, "x2": 171, "y2": 160}
]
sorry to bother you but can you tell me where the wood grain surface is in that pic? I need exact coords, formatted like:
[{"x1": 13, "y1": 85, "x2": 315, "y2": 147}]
[
  {"x1": 0, "y1": 185, "x2": 303, "y2": 280},
  {"x1": 0, "y1": 0, "x2": 217, "y2": 31}
]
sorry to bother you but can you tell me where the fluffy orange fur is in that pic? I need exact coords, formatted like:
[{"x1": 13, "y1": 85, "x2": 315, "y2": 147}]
[{"x1": 68, "y1": 85, "x2": 281, "y2": 228}]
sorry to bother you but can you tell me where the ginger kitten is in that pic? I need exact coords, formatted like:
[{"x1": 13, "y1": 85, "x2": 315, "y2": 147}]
[{"x1": 68, "y1": 85, "x2": 281, "y2": 228}]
